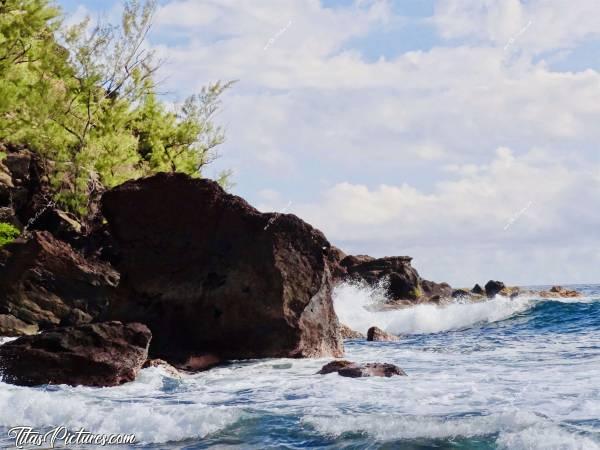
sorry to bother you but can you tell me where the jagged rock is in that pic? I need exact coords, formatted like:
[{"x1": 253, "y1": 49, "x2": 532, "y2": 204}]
[
  {"x1": 421, "y1": 279, "x2": 453, "y2": 300},
  {"x1": 485, "y1": 280, "x2": 506, "y2": 298},
  {"x1": 0, "y1": 321, "x2": 151, "y2": 387},
  {"x1": 142, "y1": 359, "x2": 181, "y2": 378},
  {"x1": 472, "y1": 284, "x2": 484, "y2": 295},
  {"x1": 339, "y1": 324, "x2": 365, "y2": 339},
  {"x1": 342, "y1": 256, "x2": 422, "y2": 300},
  {"x1": 367, "y1": 326, "x2": 399, "y2": 342},
  {"x1": 0, "y1": 314, "x2": 38, "y2": 336},
  {"x1": 498, "y1": 286, "x2": 521, "y2": 298},
  {"x1": 101, "y1": 173, "x2": 343, "y2": 363},
  {"x1": 537, "y1": 286, "x2": 582, "y2": 298},
  {"x1": 452, "y1": 289, "x2": 471, "y2": 299},
  {"x1": 318, "y1": 360, "x2": 406, "y2": 378},
  {"x1": 28, "y1": 208, "x2": 83, "y2": 246},
  {"x1": 327, "y1": 245, "x2": 348, "y2": 280},
  {"x1": 0, "y1": 231, "x2": 118, "y2": 335}
]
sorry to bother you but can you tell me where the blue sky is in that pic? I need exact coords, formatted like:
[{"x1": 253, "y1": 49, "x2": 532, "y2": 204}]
[{"x1": 56, "y1": 0, "x2": 600, "y2": 286}]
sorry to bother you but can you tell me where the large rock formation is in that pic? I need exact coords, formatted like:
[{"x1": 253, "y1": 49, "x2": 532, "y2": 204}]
[
  {"x1": 101, "y1": 173, "x2": 343, "y2": 363},
  {"x1": 0, "y1": 321, "x2": 151, "y2": 387},
  {"x1": 0, "y1": 231, "x2": 118, "y2": 335},
  {"x1": 342, "y1": 255, "x2": 422, "y2": 300},
  {"x1": 336, "y1": 253, "x2": 452, "y2": 303}
]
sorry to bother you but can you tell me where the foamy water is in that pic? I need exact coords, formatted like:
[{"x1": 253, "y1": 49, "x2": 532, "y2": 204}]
[{"x1": 0, "y1": 284, "x2": 598, "y2": 449}]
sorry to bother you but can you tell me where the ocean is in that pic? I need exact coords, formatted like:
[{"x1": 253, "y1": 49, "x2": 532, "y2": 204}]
[{"x1": 0, "y1": 284, "x2": 598, "y2": 449}]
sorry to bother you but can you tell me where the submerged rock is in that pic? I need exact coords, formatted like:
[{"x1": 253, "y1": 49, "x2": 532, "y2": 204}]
[
  {"x1": 102, "y1": 173, "x2": 343, "y2": 363},
  {"x1": 0, "y1": 231, "x2": 118, "y2": 335},
  {"x1": 367, "y1": 326, "x2": 399, "y2": 342},
  {"x1": 0, "y1": 321, "x2": 151, "y2": 387},
  {"x1": 485, "y1": 280, "x2": 506, "y2": 298},
  {"x1": 339, "y1": 324, "x2": 365, "y2": 339},
  {"x1": 318, "y1": 360, "x2": 406, "y2": 378}
]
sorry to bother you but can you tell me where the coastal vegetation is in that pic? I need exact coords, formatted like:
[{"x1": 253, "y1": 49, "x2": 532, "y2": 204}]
[{"x1": 0, "y1": 0, "x2": 231, "y2": 217}]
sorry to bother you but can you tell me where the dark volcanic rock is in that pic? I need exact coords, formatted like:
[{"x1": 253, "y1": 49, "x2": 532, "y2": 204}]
[
  {"x1": 472, "y1": 284, "x2": 484, "y2": 295},
  {"x1": 0, "y1": 321, "x2": 151, "y2": 387},
  {"x1": 343, "y1": 256, "x2": 422, "y2": 300},
  {"x1": 339, "y1": 324, "x2": 365, "y2": 339},
  {"x1": 318, "y1": 360, "x2": 406, "y2": 378},
  {"x1": 485, "y1": 280, "x2": 506, "y2": 298},
  {"x1": 101, "y1": 173, "x2": 343, "y2": 363},
  {"x1": 452, "y1": 288, "x2": 471, "y2": 299},
  {"x1": 0, "y1": 231, "x2": 118, "y2": 335},
  {"x1": 421, "y1": 279, "x2": 452, "y2": 299},
  {"x1": 367, "y1": 326, "x2": 399, "y2": 342}
]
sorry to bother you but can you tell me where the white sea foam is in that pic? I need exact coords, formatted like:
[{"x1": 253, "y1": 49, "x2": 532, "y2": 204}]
[
  {"x1": 0, "y1": 369, "x2": 241, "y2": 444},
  {"x1": 333, "y1": 281, "x2": 535, "y2": 335}
]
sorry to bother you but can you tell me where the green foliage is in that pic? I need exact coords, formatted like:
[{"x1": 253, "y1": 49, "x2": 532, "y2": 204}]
[
  {"x1": 0, "y1": 0, "x2": 232, "y2": 217},
  {"x1": 0, "y1": 222, "x2": 20, "y2": 246}
]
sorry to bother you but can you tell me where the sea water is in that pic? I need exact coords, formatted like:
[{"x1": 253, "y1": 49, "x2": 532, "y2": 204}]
[{"x1": 0, "y1": 284, "x2": 598, "y2": 449}]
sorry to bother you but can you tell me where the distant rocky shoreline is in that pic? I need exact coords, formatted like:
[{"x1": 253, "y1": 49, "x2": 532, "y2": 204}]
[{"x1": 0, "y1": 147, "x2": 583, "y2": 386}]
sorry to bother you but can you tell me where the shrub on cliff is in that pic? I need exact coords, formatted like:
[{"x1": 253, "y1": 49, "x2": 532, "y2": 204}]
[
  {"x1": 0, "y1": 222, "x2": 19, "y2": 246},
  {"x1": 0, "y1": 0, "x2": 232, "y2": 217}
]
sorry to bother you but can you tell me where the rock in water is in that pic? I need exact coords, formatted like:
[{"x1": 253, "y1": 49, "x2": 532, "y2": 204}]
[
  {"x1": 101, "y1": 173, "x2": 343, "y2": 362},
  {"x1": 318, "y1": 360, "x2": 406, "y2": 377},
  {"x1": 485, "y1": 280, "x2": 506, "y2": 298},
  {"x1": 367, "y1": 326, "x2": 399, "y2": 342},
  {"x1": 339, "y1": 324, "x2": 365, "y2": 339},
  {"x1": 0, "y1": 322, "x2": 151, "y2": 387},
  {"x1": 0, "y1": 231, "x2": 118, "y2": 336},
  {"x1": 342, "y1": 255, "x2": 422, "y2": 300}
]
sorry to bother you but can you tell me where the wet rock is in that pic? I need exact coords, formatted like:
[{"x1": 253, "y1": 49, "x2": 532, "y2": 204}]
[
  {"x1": 342, "y1": 256, "x2": 422, "y2": 300},
  {"x1": 174, "y1": 354, "x2": 222, "y2": 372},
  {"x1": 0, "y1": 231, "x2": 118, "y2": 335},
  {"x1": 472, "y1": 284, "x2": 484, "y2": 295},
  {"x1": 537, "y1": 286, "x2": 582, "y2": 298},
  {"x1": 102, "y1": 173, "x2": 343, "y2": 363},
  {"x1": 367, "y1": 326, "x2": 399, "y2": 342},
  {"x1": 318, "y1": 360, "x2": 406, "y2": 378},
  {"x1": 452, "y1": 289, "x2": 471, "y2": 299},
  {"x1": 0, "y1": 321, "x2": 151, "y2": 387},
  {"x1": 339, "y1": 324, "x2": 365, "y2": 339},
  {"x1": 421, "y1": 279, "x2": 453, "y2": 300},
  {"x1": 142, "y1": 359, "x2": 181, "y2": 378},
  {"x1": 485, "y1": 280, "x2": 506, "y2": 298},
  {"x1": 498, "y1": 286, "x2": 521, "y2": 298}
]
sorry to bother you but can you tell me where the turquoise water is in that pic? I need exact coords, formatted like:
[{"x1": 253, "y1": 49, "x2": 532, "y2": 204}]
[{"x1": 0, "y1": 284, "x2": 598, "y2": 449}]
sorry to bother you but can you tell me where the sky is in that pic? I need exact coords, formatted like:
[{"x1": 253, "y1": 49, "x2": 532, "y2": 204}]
[{"x1": 57, "y1": 0, "x2": 600, "y2": 287}]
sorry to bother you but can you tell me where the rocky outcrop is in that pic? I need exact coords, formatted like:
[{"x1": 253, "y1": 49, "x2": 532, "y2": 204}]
[
  {"x1": 0, "y1": 231, "x2": 118, "y2": 335},
  {"x1": 472, "y1": 284, "x2": 484, "y2": 295},
  {"x1": 537, "y1": 286, "x2": 582, "y2": 298},
  {"x1": 367, "y1": 326, "x2": 399, "y2": 342},
  {"x1": 340, "y1": 324, "x2": 365, "y2": 339},
  {"x1": 101, "y1": 173, "x2": 343, "y2": 363},
  {"x1": 318, "y1": 360, "x2": 406, "y2": 378},
  {"x1": 0, "y1": 321, "x2": 151, "y2": 387},
  {"x1": 342, "y1": 256, "x2": 422, "y2": 300},
  {"x1": 485, "y1": 280, "x2": 506, "y2": 298}
]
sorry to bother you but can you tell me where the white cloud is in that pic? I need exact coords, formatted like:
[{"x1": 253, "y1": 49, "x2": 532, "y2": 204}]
[{"x1": 139, "y1": 0, "x2": 600, "y2": 285}]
